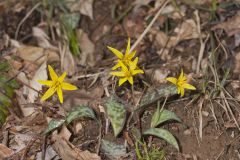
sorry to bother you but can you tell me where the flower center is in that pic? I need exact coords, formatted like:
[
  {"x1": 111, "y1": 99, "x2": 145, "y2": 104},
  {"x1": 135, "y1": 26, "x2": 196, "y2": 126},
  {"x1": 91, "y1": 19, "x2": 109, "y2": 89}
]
[{"x1": 53, "y1": 80, "x2": 61, "y2": 89}]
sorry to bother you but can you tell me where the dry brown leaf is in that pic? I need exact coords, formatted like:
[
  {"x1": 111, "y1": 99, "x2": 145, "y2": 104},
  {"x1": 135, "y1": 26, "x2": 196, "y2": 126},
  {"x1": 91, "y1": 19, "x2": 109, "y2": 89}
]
[
  {"x1": 0, "y1": 144, "x2": 14, "y2": 159},
  {"x1": 36, "y1": 146, "x2": 59, "y2": 160},
  {"x1": 151, "y1": 19, "x2": 200, "y2": 58},
  {"x1": 212, "y1": 12, "x2": 240, "y2": 36},
  {"x1": 133, "y1": 0, "x2": 153, "y2": 7},
  {"x1": 52, "y1": 135, "x2": 100, "y2": 160},
  {"x1": 10, "y1": 133, "x2": 33, "y2": 152},
  {"x1": 174, "y1": 19, "x2": 200, "y2": 41},
  {"x1": 62, "y1": 87, "x2": 103, "y2": 112},
  {"x1": 60, "y1": 44, "x2": 76, "y2": 76},
  {"x1": 76, "y1": 29, "x2": 95, "y2": 67},
  {"x1": 15, "y1": 72, "x2": 35, "y2": 117},
  {"x1": 32, "y1": 27, "x2": 58, "y2": 50},
  {"x1": 59, "y1": 125, "x2": 72, "y2": 141},
  {"x1": 17, "y1": 46, "x2": 59, "y2": 64},
  {"x1": 233, "y1": 52, "x2": 240, "y2": 75},
  {"x1": 66, "y1": 0, "x2": 94, "y2": 20},
  {"x1": 28, "y1": 61, "x2": 47, "y2": 103}
]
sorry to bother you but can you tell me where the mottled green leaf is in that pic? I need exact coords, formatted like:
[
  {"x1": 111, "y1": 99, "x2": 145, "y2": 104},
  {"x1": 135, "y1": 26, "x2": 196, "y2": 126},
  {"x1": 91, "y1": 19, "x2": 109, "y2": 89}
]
[
  {"x1": 144, "y1": 128, "x2": 179, "y2": 151},
  {"x1": 151, "y1": 109, "x2": 181, "y2": 128},
  {"x1": 66, "y1": 105, "x2": 97, "y2": 124},
  {"x1": 60, "y1": 13, "x2": 81, "y2": 56},
  {"x1": 0, "y1": 105, "x2": 8, "y2": 115},
  {"x1": 105, "y1": 97, "x2": 127, "y2": 137},
  {"x1": 7, "y1": 79, "x2": 20, "y2": 89},
  {"x1": 100, "y1": 139, "x2": 126, "y2": 159},
  {"x1": 43, "y1": 119, "x2": 65, "y2": 135},
  {"x1": 130, "y1": 127, "x2": 141, "y2": 140},
  {"x1": 0, "y1": 62, "x2": 10, "y2": 72},
  {"x1": 0, "y1": 92, "x2": 11, "y2": 107},
  {"x1": 0, "y1": 109, "x2": 7, "y2": 124},
  {"x1": 139, "y1": 85, "x2": 177, "y2": 108},
  {"x1": 60, "y1": 13, "x2": 80, "y2": 30}
]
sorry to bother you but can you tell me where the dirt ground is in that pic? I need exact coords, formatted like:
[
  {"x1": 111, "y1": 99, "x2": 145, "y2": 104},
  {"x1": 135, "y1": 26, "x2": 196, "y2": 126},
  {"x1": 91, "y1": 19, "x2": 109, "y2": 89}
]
[{"x1": 1, "y1": 0, "x2": 240, "y2": 160}]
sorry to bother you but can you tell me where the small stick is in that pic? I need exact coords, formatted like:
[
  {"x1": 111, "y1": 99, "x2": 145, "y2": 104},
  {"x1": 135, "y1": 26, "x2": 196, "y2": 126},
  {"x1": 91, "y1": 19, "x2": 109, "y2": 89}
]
[{"x1": 130, "y1": 0, "x2": 170, "y2": 52}]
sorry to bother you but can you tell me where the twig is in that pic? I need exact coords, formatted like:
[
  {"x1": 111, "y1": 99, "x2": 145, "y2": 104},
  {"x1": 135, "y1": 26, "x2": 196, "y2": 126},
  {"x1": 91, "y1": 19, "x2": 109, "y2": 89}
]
[
  {"x1": 41, "y1": 136, "x2": 46, "y2": 160},
  {"x1": 130, "y1": 0, "x2": 170, "y2": 52},
  {"x1": 15, "y1": 2, "x2": 41, "y2": 39}
]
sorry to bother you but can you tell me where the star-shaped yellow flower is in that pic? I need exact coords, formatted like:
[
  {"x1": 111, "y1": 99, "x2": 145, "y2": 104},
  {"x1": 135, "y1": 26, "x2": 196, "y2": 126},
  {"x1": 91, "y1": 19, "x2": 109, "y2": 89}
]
[
  {"x1": 166, "y1": 69, "x2": 196, "y2": 97},
  {"x1": 107, "y1": 38, "x2": 136, "y2": 70},
  {"x1": 110, "y1": 57, "x2": 144, "y2": 86},
  {"x1": 38, "y1": 65, "x2": 77, "y2": 103}
]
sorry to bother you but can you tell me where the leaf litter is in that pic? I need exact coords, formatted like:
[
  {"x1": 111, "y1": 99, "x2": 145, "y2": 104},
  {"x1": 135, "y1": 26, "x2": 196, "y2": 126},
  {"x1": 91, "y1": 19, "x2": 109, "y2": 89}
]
[{"x1": 1, "y1": 0, "x2": 240, "y2": 159}]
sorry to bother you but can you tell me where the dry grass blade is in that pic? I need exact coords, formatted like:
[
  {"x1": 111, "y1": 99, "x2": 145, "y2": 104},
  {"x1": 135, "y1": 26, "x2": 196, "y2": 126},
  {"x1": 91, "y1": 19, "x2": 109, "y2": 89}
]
[{"x1": 130, "y1": 0, "x2": 170, "y2": 52}]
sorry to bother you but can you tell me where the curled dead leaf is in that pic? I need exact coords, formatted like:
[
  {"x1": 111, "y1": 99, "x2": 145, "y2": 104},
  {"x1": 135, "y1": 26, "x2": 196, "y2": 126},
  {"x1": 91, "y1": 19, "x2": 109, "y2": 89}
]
[
  {"x1": 17, "y1": 46, "x2": 59, "y2": 64},
  {"x1": 60, "y1": 44, "x2": 76, "y2": 76},
  {"x1": 66, "y1": 0, "x2": 94, "y2": 20},
  {"x1": 32, "y1": 27, "x2": 58, "y2": 50},
  {"x1": 76, "y1": 29, "x2": 95, "y2": 67},
  {"x1": 52, "y1": 135, "x2": 100, "y2": 160},
  {"x1": 212, "y1": 12, "x2": 240, "y2": 36}
]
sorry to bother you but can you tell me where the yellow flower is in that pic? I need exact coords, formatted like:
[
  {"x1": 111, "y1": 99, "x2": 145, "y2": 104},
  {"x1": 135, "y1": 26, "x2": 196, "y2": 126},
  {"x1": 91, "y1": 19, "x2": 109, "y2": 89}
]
[
  {"x1": 110, "y1": 57, "x2": 144, "y2": 86},
  {"x1": 38, "y1": 65, "x2": 77, "y2": 103},
  {"x1": 107, "y1": 38, "x2": 136, "y2": 70},
  {"x1": 166, "y1": 69, "x2": 196, "y2": 97}
]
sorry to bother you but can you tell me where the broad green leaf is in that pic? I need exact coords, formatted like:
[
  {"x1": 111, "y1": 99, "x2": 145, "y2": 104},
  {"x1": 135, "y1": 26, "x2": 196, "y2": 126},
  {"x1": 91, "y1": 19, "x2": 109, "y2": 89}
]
[
  {"x1": 66, "y1": 105, "x2": 97, "y2": 124},
  {"x1": 151, "y1": 109, "x2": 181, "y2": 128},
  {"x1": 43, "y1": 119, "x2": 65, "y2": 135},
  {"x1": 100, "y1": 139, "x2": 126, "y2": 159},
  {"x1": 144, "y1": 128, "x2": 179, "y2": 151},
  {"x1": 105, "y1": 97, "x2": 127, "y2": 137}
]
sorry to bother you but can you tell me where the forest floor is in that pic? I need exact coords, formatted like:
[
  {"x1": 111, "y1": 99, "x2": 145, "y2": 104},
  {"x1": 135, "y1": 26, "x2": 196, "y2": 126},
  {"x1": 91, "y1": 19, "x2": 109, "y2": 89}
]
[{"x1": 1, "y1": 0, "x2": 240, "y2": 160}]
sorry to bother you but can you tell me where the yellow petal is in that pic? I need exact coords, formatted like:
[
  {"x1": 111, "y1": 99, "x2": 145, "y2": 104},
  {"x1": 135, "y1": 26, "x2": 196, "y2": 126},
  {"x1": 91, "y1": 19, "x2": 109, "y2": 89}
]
[
  {"x1": 110, "y1": 71, "x2": 125, "y2": 77},
  {"x1": 119, "y1": 77, "x2": 128, "y2": 86},
  {"x1": 41, "y1": 87, "x2": 56, "y2": 101},
  {"x1": 177, "y1": 87, "x2": 181, "y2": 94},
  {"x1": 37, "y1": 80, "x2": 53, "y2": 86},
  {"x1": 178, "y1": 69, "x2": 187, "y2": 82},
  {"x1": 119, "y1": 61, "x2": 128, "y2": 72},
  {"x1": 182, "y1": 83, "x2": 196, "y2": 90},
  {"x1": 107, "y1": 46, "x2": 123, "y2": 59},
  {"x1": 132, "y1": 69, "x2": 144, "y2": 75},
  {"x1": 179, "y1": 87, "x2": 185, "y2": 97},
  {"x1": 125, "y1": 38, "x2": 131, "y2": 55},
  {"x1": 48, "y1": 65, "x2": 58, "y2": 81},
  {"x1": 57, "y1": 87, "x2": 63, "y2": 103},
  {"x1": 62, "y1": 82, "x2": 78, "y2": 90},
  {"x1": 112, "y1": 61, "x2": 122, "y2": 70},
  {"x1": 129, "y1": 57, "x2": 138, "y2": 70},
  {"x1": 166, "y1": 77, "x2": 178, "y2": 85},
  {"x1": 127, "y1": 76, "x2": 134, "y2": 85},
  {"x1": 127, "y1": 50, "x2": 136, "y2": 60},
  {"x1": 58, "y1": 72, "x2": 67, "y2": 82}
]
